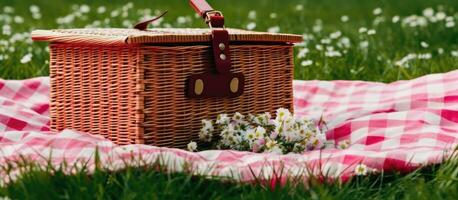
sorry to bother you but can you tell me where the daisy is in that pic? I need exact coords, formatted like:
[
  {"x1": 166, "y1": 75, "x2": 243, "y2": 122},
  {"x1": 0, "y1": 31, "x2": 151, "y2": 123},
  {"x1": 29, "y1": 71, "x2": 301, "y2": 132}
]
[
  {"x1": 216, "y1": 113, "x2": 230, "y2": 125},
  {"x1": 355, "y1": 164, "x2": 368, "y2": 176},
  {"x1": 187, "y1": 141, "x2": 197, "y2": 152}
]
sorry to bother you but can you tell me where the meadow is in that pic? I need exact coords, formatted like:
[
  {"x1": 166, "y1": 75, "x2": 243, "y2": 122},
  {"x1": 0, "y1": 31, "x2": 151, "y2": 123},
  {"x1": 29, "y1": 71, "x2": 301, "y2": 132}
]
[{"x1": 0, "y1": 0, "x2": 458, "y2": 199}]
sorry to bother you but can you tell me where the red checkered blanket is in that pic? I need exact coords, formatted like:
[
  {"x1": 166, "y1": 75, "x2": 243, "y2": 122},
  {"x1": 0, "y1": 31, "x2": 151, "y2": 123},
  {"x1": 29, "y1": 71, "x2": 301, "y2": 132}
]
[{"x1": 1, "y1": 71, "x2": 457, "y2": 183}]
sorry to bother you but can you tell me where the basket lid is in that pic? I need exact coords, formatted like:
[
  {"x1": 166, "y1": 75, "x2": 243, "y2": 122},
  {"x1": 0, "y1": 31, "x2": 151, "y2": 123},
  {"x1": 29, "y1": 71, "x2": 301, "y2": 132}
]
[{"x1": 31, "y1": 28, "x2": 303, "y2": 46}]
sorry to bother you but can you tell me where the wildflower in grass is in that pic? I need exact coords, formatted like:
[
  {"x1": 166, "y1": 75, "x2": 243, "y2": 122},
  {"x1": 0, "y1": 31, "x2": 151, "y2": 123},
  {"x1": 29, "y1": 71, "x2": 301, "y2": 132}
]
[
  {"x1": 295, "y1": 4, "x2": 304, "y2": 11},
  {"x1": 14, "y1": 16, "x2": 24, "y2": 24},
  {"x1": 330, "y1": 31, "x2": 342, "y2": 39},
  {"x1": 269, "y1": 13, "x2": 277, "y2": 19},
  {"x1": 325, "y1": 49, "x2": 342, "y2": 57},
  {"x1": 438, "y1": 48, "x2": 444, "y2": 55},
  {"x1": 423, "y1": 8, "x2": 434, "y2": 18},
  {"x1": 315, "y1": 44, "x2": 323, "y2": 51},
  {"x1": 20, "y1": 53, "x2": 32, "y2": 64},
  {"x1": 80, "y1": 4, "x2": 90, "y2": 13},
  {"x1": 29, "y1": 5, "x2": 40, "y2": 14},
  {"x1": 359, "y1": 41, "x2": 369, "y2": 49},
  {"x1": 30, "y1": 5, "x2": 41, "y2": 19},
  {"x1": 187, "y1": 141, "x2": 197, "y2": 152},
  {"x1": 246, "y1": 22, "x2": 256, "y2": 30},
  {"x1": 446, "y1": 21, "x2": 455, "y2": 28},
  {"x1": 392, "y1": 15, "x2": 400, "y2": 23},
  {"x1": 320, "y1": 38, "x2": 331, "y2": 44},
  {"x1": 97, "y1": 6, "x2": 106, "y2": 14},
  {"x1": 340, "y1": 15, "x2": 349, "y2": 22},
  {"x1": 337, "y1": 139, "x2": 351, "y2": 149},
  {"x1": 367, "y1": 29, "x2": 376, "y2": 35},
  {"x1": 358, "y1": 27, "x2": 367, "y2": 33},
  {"x1": 420, "y1": 41, "x2": 429, "y2": 49},
  {"x1": 297, "y1": 48, "x2": 309, "y2": 59},
  {"x1": 3, "y1": 6, "x2": 14, "y2": 13},
  {"x1": 418, "y1": 53, "x2": 432, "y2": 60},
  {"x1": 402, "y1": 15, "x2": 427, "y2": 27},
  {"x1": 373, "y1": 16, "x2": 386, "y2": 26},
  {"x1": 451, "y1": 50, "x2": 458, "y2": 57},
  {"x1": 372, "y1": 8, "x2": 382, "y2": 16},
  {"x1": 301, "y1": 60, "x2": 313, "y2": 67},
  {"x1": 395, "y1": 53, "x2": 417, "y2": 67},
  {"x1": 267, "y1": 26, "x2": 280, "y2": 33},
  {"x1": 2, "y1": 25, "x2": 11, "y2": 36},
  {"x1": 338, "y1": 37, "x2": 351, "y2": 49},
  {"x1": 435, "y1": 12, "x2": 446, "y2": 21},
  {"x1": 248, "y1": 10, "x2": 257, "y2": 20},
  {"x1": 313, "y1": 25, "x2": 322, "y2": 33},
  {"x1": 355, "y1": 164, "x2": 368, "y2": 176},
  {"x1": 177, "y1": 16, "x2": 187, "y2": 24}
]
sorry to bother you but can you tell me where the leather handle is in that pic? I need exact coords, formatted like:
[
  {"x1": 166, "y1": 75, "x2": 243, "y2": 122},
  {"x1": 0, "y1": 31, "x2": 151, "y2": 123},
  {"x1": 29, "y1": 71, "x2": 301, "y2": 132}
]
[
  {"x1": 189, "y1": 0, "x2": 224, "y2": 28},
  {"x1": 189, "y1": 0, "x2": 214, "y2": 18}
]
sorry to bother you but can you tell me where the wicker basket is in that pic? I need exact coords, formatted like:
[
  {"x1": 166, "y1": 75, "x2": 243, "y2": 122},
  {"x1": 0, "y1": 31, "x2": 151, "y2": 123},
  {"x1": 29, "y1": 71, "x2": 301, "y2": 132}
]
[{"x1": 32, "y1": 0, "x2": 302, "y2": 148}]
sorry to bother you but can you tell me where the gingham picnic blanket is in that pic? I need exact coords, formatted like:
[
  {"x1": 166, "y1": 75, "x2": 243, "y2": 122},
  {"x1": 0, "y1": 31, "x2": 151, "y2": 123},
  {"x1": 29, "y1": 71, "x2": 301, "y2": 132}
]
[{"x1": 1, "y1": 70, "x2": 458, "y2": 183}]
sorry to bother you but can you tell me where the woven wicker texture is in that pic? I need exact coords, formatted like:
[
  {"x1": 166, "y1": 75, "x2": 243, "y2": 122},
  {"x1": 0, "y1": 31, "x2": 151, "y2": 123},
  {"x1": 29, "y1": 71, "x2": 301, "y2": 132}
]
[
  {"x1": 32, "y1": 28, "x2": 303, "y2": 45},
  {"x1": 49, "y1": 43, "x2": 294, "y2": 147},
  {"x1": 40, "y1": 27, "x2": 300, "y2": 148}
]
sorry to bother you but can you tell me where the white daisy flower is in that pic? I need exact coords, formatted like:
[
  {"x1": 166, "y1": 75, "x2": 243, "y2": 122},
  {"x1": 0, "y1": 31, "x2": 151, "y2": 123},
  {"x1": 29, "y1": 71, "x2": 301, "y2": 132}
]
[
  {"x1": 301, "y1": 60, "x2": 313, "y2": 67},
  {"x1": 246, "y1": 22, "x2": 256, "y2": 30},
  {"x1": 267, "y1": 26, "x2": 280, "y2": 33},
  {"x1": 254, "y1": 126, "x2": 266, "y2": 139},
  {"x1": 20, "y1": 53, "x2": 32, "y2": 64},
  {"x1": 422, "y1": 8, "x2": 434, "y2": 18},
  {"x1": 216, "y1": 113, "x2": 230, "y2": 125},
  {"x1": 275, "y1": 108, "x2": 292, "y2": 122},
  {"x1": 248, "y1": 10, "x2": 257, "y2": 20},
  {"x1": 232, "y1": 112, "x2": 244, "y2": 122},
  {"x1": 244, "y1": 129, "x2": 256, "y2": 141},
  {"x1": 367, "y1": 29, "x2": 376, "y2": 35},
  {"x1": 330, "y1": 31, "x2": 342, "y2": 39},
  {"x1": 337, "y1": 140, "x2": 351, "y2": 149},
  {"x1": 372, "y1": 8, "x2": 382, "y2": 15},
  {"x1": 187, "y1": 141, "x2": 197, "y2": 152},
  {"x1": 420, "y1": 41, "x2": 429, "y2": 48},
  {"x1": 358, "y1": 27, "x2": 367, "y2": 33},
  {"x1": 392, "y1": 15, "x2": 400, "y2": 23},
  {"x1": 355, "y1": 164, "x2": 368, "y2": 176}
]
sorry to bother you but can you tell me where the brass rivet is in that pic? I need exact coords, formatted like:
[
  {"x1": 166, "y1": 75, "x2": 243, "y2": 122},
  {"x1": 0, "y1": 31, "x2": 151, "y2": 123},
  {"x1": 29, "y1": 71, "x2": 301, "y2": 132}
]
[
  {"x1": 219, "y1": 43, "x2": 225, "y2": 50},
  {"x1": 195, "y1": 79, "x2": 204, "y2": 95},
  {"x1": 230, "y1": 77, "x2": 239, "y2": 93},
  {"x1": 220, "y1": 54, "x2": 226, "y2": 60}
]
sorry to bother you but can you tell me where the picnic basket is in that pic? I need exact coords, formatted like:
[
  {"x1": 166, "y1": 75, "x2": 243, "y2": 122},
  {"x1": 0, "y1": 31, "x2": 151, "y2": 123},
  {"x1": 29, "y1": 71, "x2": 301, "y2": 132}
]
[{"x1": 31, "y1": 0, "x2": 303, "y2": 148}]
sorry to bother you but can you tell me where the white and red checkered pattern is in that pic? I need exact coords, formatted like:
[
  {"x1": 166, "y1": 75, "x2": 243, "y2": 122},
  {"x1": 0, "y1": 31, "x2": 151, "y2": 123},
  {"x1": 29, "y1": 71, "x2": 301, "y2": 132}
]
[{"x1": 1, "y1": 71, "x2": 458, "y2": 183}]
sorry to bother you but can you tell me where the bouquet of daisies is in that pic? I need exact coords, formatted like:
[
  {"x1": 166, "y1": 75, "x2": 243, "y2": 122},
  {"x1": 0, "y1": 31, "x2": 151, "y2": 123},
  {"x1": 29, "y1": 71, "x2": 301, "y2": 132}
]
[{"x1": 187, "y1": 108, "x2": 327, "y2": 154}]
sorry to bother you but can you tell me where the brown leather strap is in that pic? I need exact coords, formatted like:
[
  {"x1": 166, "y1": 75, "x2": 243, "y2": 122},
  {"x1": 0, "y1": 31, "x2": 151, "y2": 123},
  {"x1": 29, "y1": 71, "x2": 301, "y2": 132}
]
[
  {"x1": 133, "y1": 0, "x2": 243, "y2": 98},
  {"x1": 212, "y1": 29, "x2": 230, "y2": 74},
  {"x1": 189, "y1": 0, "x2": 214, "y2": 18},
  {"x1": 186, "y1": 0, "x2": 243, "y2": 98}
]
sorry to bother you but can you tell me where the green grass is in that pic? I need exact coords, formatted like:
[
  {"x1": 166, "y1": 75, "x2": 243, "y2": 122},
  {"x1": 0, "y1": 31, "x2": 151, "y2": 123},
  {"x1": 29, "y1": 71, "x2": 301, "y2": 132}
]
[
  {"x1": 1, "y1": 0, "x2": 458, "y2": 199},
  {"x1": 0, "y1": 154, "x2": 458, "y2": 200},
  {"x1": 0, "y1": 0, "x2": 457, "y2": 80}
]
